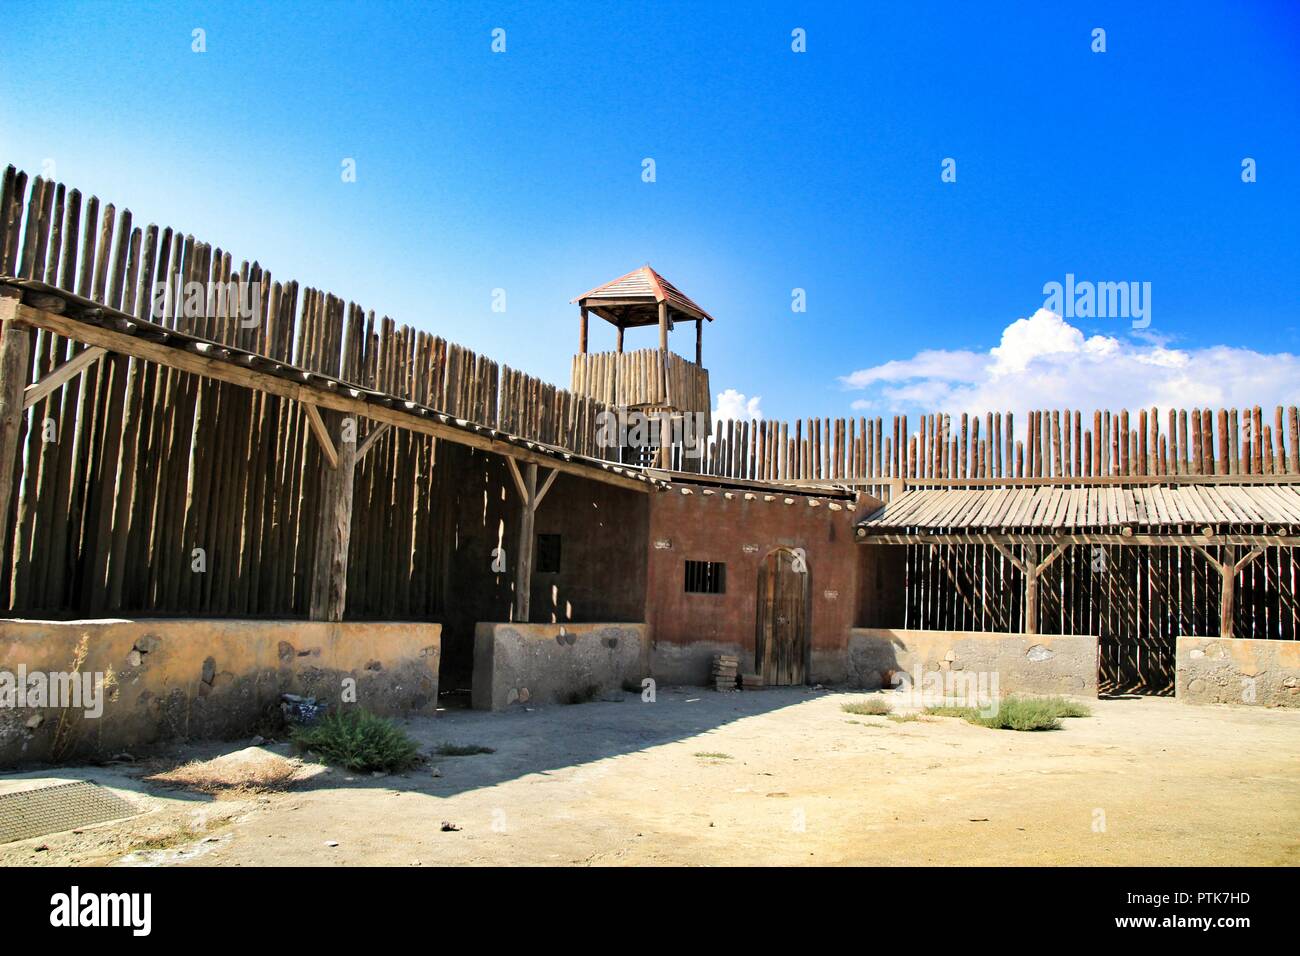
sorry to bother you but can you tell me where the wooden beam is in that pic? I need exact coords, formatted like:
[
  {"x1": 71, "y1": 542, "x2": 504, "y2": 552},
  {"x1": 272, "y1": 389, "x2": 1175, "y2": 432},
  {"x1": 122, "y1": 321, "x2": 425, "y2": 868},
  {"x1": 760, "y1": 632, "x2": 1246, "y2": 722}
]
[
  {"x1": 303, "y1": 401, "x2": 339, "y2": 469},
  {"x1": 579, "y1": 306, "x2": 588, "y2": 355},
  {"x1": 356, "y1": 422, "x2": 390, "y2": 462},
  {"x1": 695, "y1": 317, "x2": 702, "y2": 366},
  {"x1": 1038, "y1": 543, "x2": 1068, "y2": 572},
  {"x1": 0, "y1": 294, "x2": 31, "y2": 560},
  {"x1": 1235, "y1": 547, "x2": 1265, "y2": 573},
  {"x1": 658, "y1": 300, "x2": 668, "y2": 352},
  {"x1": 505, "y1": 455, "x2": 528, "y2": 501},
  {"x1": 616, "y1": 323, "x2": 624, "y2": 353},
  {"x1": 990, "y1": 539, "x2": 1028, "y2": 574},
  {"x1": 533, "y1": 467, "x2": 559, "y2": 510},
  {"x1": 515, "y1": 462, "x2": 538, "y2": 622},
  {"x1": 22, "y1": 345, "x2": 105, "y2": 409},
  {"x1": 10, "y1": 301, "x2": 654, "y2": 494}
]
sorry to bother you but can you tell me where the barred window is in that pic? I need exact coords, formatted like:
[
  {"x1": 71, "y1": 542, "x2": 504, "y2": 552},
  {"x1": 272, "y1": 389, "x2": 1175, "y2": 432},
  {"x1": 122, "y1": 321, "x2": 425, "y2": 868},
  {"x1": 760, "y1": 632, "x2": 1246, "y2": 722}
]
[{"x1": 684, "y1": 560, "x2": 726, "y2": 594}]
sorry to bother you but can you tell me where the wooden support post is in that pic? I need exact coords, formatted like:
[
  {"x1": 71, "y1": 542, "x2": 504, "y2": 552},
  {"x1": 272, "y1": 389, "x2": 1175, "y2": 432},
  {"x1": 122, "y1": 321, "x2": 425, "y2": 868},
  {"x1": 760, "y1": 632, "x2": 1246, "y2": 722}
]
[
  {"x1": 658, "y1": 301, "x2": 668, "y2": 353},
  {"x1": 514, "y1": 461, "x2": 538, "y2": 622},
  {"x1": 1024, "y1": 544, "x2": 1040, "y2": 635},
  {"x1": 308, "y1": 410, "x2": 357, "y2": 622},
  {"x1": 616, "y1": 323, "x2": 624, "y2": 353},
  {"x1": 695, "y1": 318, "x2": 702, "y2": 366},
  {"x1": 1219, "y1": 544, "x2": 1236, "y2": 639},
  {"x1": 0, "y1": 293, "x2": 31, "y2": 563},
  {"x1": 579, "y1": 306, "x2": 588, "y2": 355}
]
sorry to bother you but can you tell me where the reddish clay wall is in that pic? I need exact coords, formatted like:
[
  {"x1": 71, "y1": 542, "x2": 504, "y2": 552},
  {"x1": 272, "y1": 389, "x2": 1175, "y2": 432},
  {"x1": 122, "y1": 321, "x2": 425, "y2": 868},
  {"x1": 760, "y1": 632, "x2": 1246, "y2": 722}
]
[{"x1": 645, "y1": 487, "x2": 863, "y2": 684}]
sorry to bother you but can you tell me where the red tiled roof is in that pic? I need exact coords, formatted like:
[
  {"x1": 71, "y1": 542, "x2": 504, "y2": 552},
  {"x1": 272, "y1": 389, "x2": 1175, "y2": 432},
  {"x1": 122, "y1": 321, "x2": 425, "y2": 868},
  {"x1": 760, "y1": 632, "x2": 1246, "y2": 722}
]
[{"x1": 572, "y1": 265, "x2": 714, "y2": 322}]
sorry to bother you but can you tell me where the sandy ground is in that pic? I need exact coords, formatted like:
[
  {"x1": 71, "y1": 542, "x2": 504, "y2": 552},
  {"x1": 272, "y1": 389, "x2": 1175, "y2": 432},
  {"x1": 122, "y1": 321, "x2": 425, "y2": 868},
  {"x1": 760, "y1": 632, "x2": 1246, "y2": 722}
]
[{"x1": 2, "y1": 687, "x2": 1297, "y2": 867}]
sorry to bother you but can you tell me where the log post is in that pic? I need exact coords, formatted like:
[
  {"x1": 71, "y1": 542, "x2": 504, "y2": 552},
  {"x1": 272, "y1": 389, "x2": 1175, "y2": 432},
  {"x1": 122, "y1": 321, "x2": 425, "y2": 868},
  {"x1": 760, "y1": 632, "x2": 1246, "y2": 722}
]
[
  {"x1": 1023, "y1": 544, "x2": 1039, "y2": 635},
  {"x1": 579, "y1": 306, "x2": 588, "y2": 355},
  {"x1": 308, "y1": 410, "x2": 357, "y2": 622},
  {"x1": 695, "y1": 318, "x2": 702, "y2": 366},
  {"x1": 514, "y1": 461, "x2": 537, "y2": 621},
  {"x1": 1219, "y1": 544, "x2": 1236, "y2": 639},
  {"x1": 616, "y1": 323, "x2": 624, "y2": 353},
  {"x1": 658, "y1": 301, "x2": 668, "y2": 353},
  {"x1": 0, "y1": 291, "x2": 31, "y2": 564}
]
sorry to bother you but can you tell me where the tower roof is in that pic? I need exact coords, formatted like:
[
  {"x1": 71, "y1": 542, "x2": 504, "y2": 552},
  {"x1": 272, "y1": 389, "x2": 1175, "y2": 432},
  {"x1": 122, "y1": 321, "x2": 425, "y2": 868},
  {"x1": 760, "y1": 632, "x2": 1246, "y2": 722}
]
[{"x1": 572, "y1": 265, "x2": 714, "y2": 328}]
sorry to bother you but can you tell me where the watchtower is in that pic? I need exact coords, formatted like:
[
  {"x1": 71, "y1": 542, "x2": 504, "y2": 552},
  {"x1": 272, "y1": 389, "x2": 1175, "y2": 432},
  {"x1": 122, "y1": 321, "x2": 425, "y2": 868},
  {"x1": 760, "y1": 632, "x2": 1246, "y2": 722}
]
[{"x1": 569, "y1": 266, "x2": 713, "y2": 467}]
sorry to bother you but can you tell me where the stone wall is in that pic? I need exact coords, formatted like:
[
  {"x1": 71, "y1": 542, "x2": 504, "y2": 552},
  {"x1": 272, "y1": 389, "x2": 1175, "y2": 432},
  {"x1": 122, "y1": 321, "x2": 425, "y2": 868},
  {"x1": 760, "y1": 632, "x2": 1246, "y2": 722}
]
[
  {"x1": 1176, "y1": 636, "x2": 1300, "y2": 707},
  {"x1": 472, "y1": 622, "x2": 644, "y2": 710},
  {"x1": 0, "y1": 618, "x2": 441, "y2": 765},
  {"x1": 848, "y1": 628, "x2": 1098, "y2": 697}
]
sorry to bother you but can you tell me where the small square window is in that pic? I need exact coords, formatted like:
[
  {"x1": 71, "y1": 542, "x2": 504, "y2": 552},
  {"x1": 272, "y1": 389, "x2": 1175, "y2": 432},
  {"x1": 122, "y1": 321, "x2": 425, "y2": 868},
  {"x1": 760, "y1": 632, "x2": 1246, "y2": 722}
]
[
  {"x1": 536, "y1": 534, "x2": 562, "y2": 574},
  {"x1": 684, "y1": 560, "x2": 725, "y2": 594}
]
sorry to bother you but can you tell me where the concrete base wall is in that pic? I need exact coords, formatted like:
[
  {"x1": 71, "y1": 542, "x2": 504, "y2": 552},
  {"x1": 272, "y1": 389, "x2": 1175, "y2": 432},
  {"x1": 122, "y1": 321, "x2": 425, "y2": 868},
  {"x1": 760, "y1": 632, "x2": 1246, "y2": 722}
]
[
  {"x1": 1176, "y1": 636, "x2": 1300, "y2": 707},
  {"x1": 651, "y1": 639, "x2": 747, "y2": 686},
  {"x1": 472, "y1": 622, "x2": 644, "y2": 710},
  {"x1": 848, "y1": 628, "x2": 1099, "y2": 697},
  {"x1": 0, "y1": 618, "x2": 441, "y2": 766}
]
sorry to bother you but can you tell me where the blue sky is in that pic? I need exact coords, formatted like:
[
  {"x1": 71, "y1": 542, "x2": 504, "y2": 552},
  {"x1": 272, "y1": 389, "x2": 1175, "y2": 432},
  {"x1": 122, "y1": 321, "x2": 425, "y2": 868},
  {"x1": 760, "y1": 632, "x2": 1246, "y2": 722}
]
[{"x1": 2, "y1": 1, "x2": 1297, "y2": 422}]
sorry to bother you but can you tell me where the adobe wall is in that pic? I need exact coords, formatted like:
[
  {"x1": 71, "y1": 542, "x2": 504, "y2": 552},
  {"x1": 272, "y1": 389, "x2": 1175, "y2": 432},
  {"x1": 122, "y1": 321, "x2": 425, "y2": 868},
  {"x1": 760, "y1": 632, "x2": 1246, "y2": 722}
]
[
  {"x1": 471, "y1": 622, "x2": 644, "y2": 710},
  {"x1": 848, "y1": 627, "x2": 1099, "y2": 697},
  {"x1": 0, "y1": 618, "x2": 441, "y2": 765},
  {"x1": 645, "y1": 487, "x2": 864, "y2": 685},
  {"x1": 1176, "y1": 636, "x2": 1300, "y2": 707}
]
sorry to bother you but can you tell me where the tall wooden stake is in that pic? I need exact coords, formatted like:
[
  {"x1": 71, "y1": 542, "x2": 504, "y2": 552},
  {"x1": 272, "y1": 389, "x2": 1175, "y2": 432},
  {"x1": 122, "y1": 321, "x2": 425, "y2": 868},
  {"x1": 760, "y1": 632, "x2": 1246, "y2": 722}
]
[{"x1": 579, "y1": 306, "x2": 588, "y2": 355}]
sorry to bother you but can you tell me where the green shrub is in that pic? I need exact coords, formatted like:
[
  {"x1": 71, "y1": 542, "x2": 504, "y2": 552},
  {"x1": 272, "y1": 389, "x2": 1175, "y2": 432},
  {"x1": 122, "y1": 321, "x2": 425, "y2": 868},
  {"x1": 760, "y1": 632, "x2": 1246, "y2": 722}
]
[
  {"x1": 291, "y1": 709, "x2": 421, "y2": 772},
  {"x1": 924, "y1": 695, "x2": 1091, "y2": 732},
  {"x1": 841, "y1": 698, "x2": 892, "y2": 716}
]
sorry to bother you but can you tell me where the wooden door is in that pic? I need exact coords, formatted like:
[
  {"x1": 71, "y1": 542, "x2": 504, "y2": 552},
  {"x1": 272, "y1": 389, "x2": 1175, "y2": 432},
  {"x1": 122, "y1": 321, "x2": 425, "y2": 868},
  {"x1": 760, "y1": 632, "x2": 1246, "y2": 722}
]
[{"x1": 756, "y1": 549, "x2": 808, "y2": 685}]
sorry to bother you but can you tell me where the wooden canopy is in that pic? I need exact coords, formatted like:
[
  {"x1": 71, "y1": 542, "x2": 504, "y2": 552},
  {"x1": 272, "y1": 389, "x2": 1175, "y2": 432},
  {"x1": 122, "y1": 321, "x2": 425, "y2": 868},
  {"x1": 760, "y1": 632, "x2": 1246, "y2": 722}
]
[
  {"x1": 855, "y1": 481, "x2": 1300, "y2": 638},
  {"x1": 572, "y1": 265, "x2": 713, "y2": 329},
  {"x1": 857, "y1": 483, "x2": 1300, "y2": 545}
]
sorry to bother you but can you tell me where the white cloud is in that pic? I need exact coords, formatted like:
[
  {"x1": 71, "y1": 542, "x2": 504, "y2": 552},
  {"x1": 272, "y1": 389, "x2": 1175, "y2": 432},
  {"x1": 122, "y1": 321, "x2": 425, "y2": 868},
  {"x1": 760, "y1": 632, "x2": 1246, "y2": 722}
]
[
  {"x1": 714, "y1": 388, "x2": 763, "y2": 422},
  {"x1": 840, "y1": 308, "x2": 1300, "y2": 422}
]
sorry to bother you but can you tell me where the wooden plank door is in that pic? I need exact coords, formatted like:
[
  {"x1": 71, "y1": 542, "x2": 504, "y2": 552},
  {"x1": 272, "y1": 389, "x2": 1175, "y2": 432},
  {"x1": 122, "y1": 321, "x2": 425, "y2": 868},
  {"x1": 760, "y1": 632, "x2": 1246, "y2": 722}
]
[{"x1": 756, "y1": 549, "x2": 808, "y2": 685}]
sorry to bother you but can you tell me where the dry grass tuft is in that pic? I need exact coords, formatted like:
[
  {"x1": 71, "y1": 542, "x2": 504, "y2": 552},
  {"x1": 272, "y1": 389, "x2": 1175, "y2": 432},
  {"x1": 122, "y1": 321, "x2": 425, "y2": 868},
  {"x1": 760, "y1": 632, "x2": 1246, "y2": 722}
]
[{"x1": 146, "y1": 746, "x2": 305, "y2": 795}]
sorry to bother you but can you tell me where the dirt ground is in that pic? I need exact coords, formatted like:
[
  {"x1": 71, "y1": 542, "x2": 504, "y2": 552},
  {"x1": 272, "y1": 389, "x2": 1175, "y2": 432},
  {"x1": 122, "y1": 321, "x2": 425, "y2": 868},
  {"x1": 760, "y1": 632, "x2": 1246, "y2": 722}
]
[{"x1": 2, "y1": 687, "x2": 1297, "y2": 867}]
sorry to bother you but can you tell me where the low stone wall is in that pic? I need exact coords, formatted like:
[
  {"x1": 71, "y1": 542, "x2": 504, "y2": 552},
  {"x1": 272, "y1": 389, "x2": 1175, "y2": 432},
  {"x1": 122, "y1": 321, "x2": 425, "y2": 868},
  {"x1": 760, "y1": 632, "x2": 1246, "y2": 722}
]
[
  {"x1": 1176, "y1": 636, "x2": 1300, "y2": 707},
  {"x1": 472, "y1": 622, "x2": 644, "y2": 710},
  {"x1": 848, "y1": 628, "x2": 1098, "y2": 697},
  {"x1": 0, "y1": 618, "x2": 441, "y2": 765}
]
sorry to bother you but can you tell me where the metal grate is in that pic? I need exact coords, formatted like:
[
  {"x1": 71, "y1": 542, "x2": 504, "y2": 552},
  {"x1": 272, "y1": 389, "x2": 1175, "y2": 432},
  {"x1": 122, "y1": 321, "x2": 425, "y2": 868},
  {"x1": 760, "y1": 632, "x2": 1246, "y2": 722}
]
[{"x1": 0, "y1": 780, "x2": 142, "y2": 844}]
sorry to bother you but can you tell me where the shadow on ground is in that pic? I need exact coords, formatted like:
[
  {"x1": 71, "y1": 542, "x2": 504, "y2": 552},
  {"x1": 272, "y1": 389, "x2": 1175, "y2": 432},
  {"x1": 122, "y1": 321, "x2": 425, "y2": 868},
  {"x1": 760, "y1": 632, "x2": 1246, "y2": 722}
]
[{"x1": 294, "y1": 684, "x2": 835, "y2": 797}]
